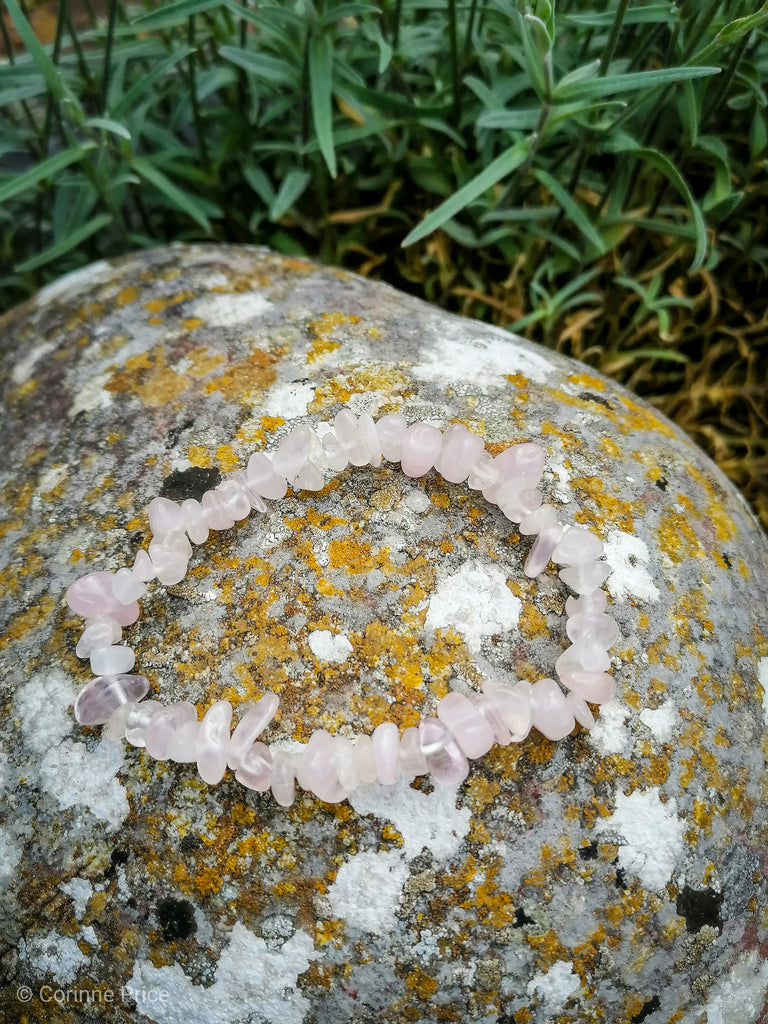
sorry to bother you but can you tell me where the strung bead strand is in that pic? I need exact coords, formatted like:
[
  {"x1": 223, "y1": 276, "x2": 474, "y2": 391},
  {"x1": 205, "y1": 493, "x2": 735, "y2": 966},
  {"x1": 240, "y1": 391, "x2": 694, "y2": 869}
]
[{"x1": 66, "y1": 411, "x2": 619, "y2": 806}]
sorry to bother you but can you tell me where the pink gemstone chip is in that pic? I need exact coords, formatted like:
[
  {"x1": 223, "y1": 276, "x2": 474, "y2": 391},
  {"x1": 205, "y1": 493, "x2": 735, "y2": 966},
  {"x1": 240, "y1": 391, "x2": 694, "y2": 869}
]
[
  {"x1": 66, "y1": 571, "x2": 140, "y2": 627},
  {"x1": 74, "y1": 674, "x2": 150, "y2": 725}
]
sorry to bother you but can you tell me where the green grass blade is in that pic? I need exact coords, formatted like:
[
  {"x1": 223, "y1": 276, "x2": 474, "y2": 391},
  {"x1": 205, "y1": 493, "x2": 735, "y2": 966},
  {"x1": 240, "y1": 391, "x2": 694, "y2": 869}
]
[
  {"x1": 17, "y1": 213, "x2": 113, "y2": 273},
  {"x1": 270, "y1": 169, "x2": 311, "y2": 221},
  {"x1": 402, "y1": 139, "x2": 530, "y2": 247},
  {"x1": 0, "y1": 145, "x2": 95, "y2": 204},
  {"x1": 84, "y1": 117, "x2": 131, "y2": 140},
  {"x1": 4, "y1": 0, "x2": 67, "y2": 103},
  {"x1": 113, "y1": 47, "x2": 196, "y2": 117},
  {"x1": 554, "y1": 65, "x2": 720, "y2": 101},
  {"x1": 218, "y1": 46, "x2": 298, "y2": 89},
  {"x1": 131, "y1": 157, "x2": 211, "y2": 232},
  {"x1": 309, "y1": 34, "x2": 337, "y2": 178},
  {"x1": 531, "y1": 167, "x2": 606, "y2": 252},
  {"x1": 629, "y1": 147, "x2": 708, "y2": 270},
  {"x1": 133, "y1": 0, "x2": 225, "y2": 29}
]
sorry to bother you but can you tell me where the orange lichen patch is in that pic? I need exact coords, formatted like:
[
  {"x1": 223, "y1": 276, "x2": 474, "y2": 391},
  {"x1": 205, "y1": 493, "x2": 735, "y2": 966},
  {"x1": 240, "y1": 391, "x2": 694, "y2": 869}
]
[
  {"x1": 185, "y1": 444, "x2": 210, "y2": 468},
  {"x1": 182, "y1": 317, "x2": 204, "y2": 331},
  {"x1": 7, "y1": 378, "x2": 39, "y2": 404},
  {"x1": 657, "y1": 504, "x2": 706, "y2": 563},
  {"x1": 567, "y1": 476, "x2": 639, "y2": 533},
  {"x1": 599, "y1": 436, "x2": 622, "y2": 459},
  {"x1": 738, "y1": 558, "x2": 751, "y2": 580},
  {"x1": 307, "y1": 311, "x2": 361, "y2": 364},
  {"x1": 465, "y1": 775, "x2": 501, "y2": 813},
  {"x1": 204, "y1": 350, "x2": 277, "y2": 404},
  {"x1": 215, "y1": 444, "x2": 240, "y2": 474},
  {"x1": 0, "y1": 594, "x2": 56, "y2": 649},
  {"x1": 569, "y1": 372, "x2": 606, "y2": 391},
  {"x1": 188, "y1": 346, "x2": 225, "y2": 378},
  {"x1": 405, "y1": 967, "x2": 439, "y2": 999},
  {"x1": 506, "y1": 372, "x2": 529, "y2": 388},
  {"x1": 233, "y1": 414, "x2": 285, "y2": 449},
  {"x1": 546, "y1": 385, "x2": 676, "y2": 438},
  {"x1": 541, "y1": 421, "x2": 581, "y2": 450},
  {"x1": 144, "y1": 290, "x2": 195, "y2": 314},
  {"x1": 670, "y1": 590, "x2": 714, "y2": 642},
  {"x1": 518, "y1": 602, "x2": 548, "y2": 639},
  {"x1": 116, "y1": 286, "x2": 140, "y2": 307}
]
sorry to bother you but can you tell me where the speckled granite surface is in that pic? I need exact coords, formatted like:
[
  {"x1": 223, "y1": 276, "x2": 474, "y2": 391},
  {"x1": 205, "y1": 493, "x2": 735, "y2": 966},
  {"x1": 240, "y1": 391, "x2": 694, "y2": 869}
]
[{"x1": 1, "y1": 244, "x2": 767, "y2": 1024}]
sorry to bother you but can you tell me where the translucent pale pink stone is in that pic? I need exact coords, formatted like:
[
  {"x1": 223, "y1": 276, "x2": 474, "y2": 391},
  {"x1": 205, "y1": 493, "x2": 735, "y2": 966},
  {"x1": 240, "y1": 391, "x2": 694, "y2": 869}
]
[
  {"x1": 125, "y1": 699, "x2": 164, "y2": 747},
  {"x1": 167, "y1": 720, "x2": 200, "y2": 762},
  {"x1": 246, "y1": 453, "x2": 288, "y2": 500},
  {"x1": 147, "y1": 534, "x2": 190, "y2": 586},
  {"x1": 375, "y1": 412, "x2": 407, "y2": 462},
  {"x1": 333, "y1": 736, "x2": 360, "y2": 791},
  {"x1": 436, "y1": 425, "x2": 485, "y2": 484},
  {"x1": 552, "y1": 527, "x2": 604, "y2": 566},
  {"x1": 293, "y1": 462, "x2": 325, "y2": 491},
  {"x1": 467, "y1": 451, "x2": 499, "y2": 491},
  {"x1": 230, "y1": 470, "x2": 269, "y2": 511},
  {"x1": 321, "y1": 431, "x2": 349, "y2": 472},
  {"x1": 483, "y1": 442, "x2": 545, "y2": 503},
  {"x1": 216, "y1": 477, "x2": 251, "y2": 520},
  {"x1": 372, "y1": 721, "x2": 401, "y2": 785},
  {"x1": 334, "y1": 410, "x2": 370, "y2": 466},
  {"x1": 145, "y1": 701, "x2": 198, "y2": 760},
  {"x1": 148, "y1": 496, "x2": 185, "y2": 537},
  {"x1": 132, "y1": 549, "x2": 156, "y2": 582},
  {"x1": 469, "y1": 692, "x2": 511, "y2": 746},
  {"x1": 400, "y1": 422, "x2": 443, "y2": 478},
  {"x1": 556, "y1": 642, "x2": 611, "y2": 678},
  {"x1": 565, "y1": 590, "x2": 607, "y2": 617},
  {"x1": 180, "y1": 498, "x2": 209, "y2": 544},
  {"x1": 227, "y1": 693, "x2": 279, "y2": 770},
  {"x1": 530, "y1": 678, "x2": 575, "y2": 741},
  {"x1": 235, "y1": 742, "x2": 272, "y2": 791},
  {"x1": 566, "y1": 691, "x2": 596, "y2": 729},
  {"x1": 76, "y1": 616, "x2": 121, "y2": 658},
  {"x1": 74, "y1": 674, "x2": 150, "y2": 725},
  {"x1": 352, "y1": 735, "x2": 378, "y2": 784},
  {"x1": 560, "y1": 670, "x2": 616, "y2": 704},
  {"x1": 271, "y1": 751, "x2": 297, "y2": 806},
  {"x1": 419, "y1": 718, "x2": 469, "y2": 786},
  {"x1": 273, "y1": 425, "x2": 315, "y2": 478},
  {"x1": 297, "y1": 730, "x2": 349, "y2": 803},
  {"x1": 90, "y1": 644, "x2": 135, "y2": 676},
  {"x1": 497, "y1": 485, "x2": 542, "y2": 524},
  {"x1": 559, "y1": 561, "x2": 611, "y2": 593},
  {"x1": 524, "y1": 524, "x2": 564, "y2": 577},
  {"x1": 196, "y1": 700, "x2": 233, "y2": 785},
  {"x1": 436, "y1": 691, "x2": 495, "y2": 759},
  {"x1": 358, "y1": 412, "x2": 383, "y2": 467},
  {"x1": 519, "y1": 503, "x2": 558, "y2": 537},
  {"x1": 399, "y1": 726, "x2": 428, "y2": 776},
  {"x1": 201, "y1": 489, "x2": 235, "y2": 530},
  {"x1": 111, "y1": 567, "x2": 145, "y2": 604},
  {"x1": 66, "y1": 571, "x2": 139, "y2": 626},
  {"x1": 481, "y1": 682, "x2": 532, "y2": 741},
  {"x1": 566, "y1": 612, "x2": 619, "y2": 648}
]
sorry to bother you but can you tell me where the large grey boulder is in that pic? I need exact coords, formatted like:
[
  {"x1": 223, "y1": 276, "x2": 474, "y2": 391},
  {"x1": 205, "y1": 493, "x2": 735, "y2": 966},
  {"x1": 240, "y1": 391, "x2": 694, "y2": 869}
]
[{"x1": 1, "y1": 244, "x2": 767, "y2": 1024}]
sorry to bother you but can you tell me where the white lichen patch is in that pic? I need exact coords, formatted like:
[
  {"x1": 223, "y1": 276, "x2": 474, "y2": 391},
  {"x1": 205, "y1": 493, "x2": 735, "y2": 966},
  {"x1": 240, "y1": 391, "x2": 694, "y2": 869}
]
[
  {"x1": 701, "y1": 948, "x2": 768, "y2": 1024},
  {"x1": 307, "y1": 629, "x2": 353, "y2": 664},
  {"x1": 59, "y1": 878, "x2": 94, "y2": 921},
  {"x1": 14, "y1": 671, "x2": 129, "y2": 831},
  {"x1": 424, "y1": 561, "x2": 521, "y2": 654},
  {"x1": 37, "y1": 463, "x2": 69, "y2": 494},
  {"x1": 350, "y1": 779, "x2": 471, "y2": 862},
  {"x1": 603, "y1": 530, "x2": 660, "y2": 603},
  {"x1": 595, "y1": 787, "x2": 685, "y2": 892},
  {"x1": 639, "y1": 702, "x2": 677, "y2": 743},
  {"x1": 526, "y1": 960, "x2": 581, "y2": 1010},
  {"x1": 327, "y1": 850, "x2": 409, "y2": 935},
  {"x1": 758, "y1": 657, "x2": 768, "y2": 724},
  {"x1": 67, "y1": 370, "x2": 114, "y2": 419},
  {"x1": 12, "y1": 340, "x2": 58, "y2": 385},
  {"x1": 188, "y1": 290, "x2": 272, "y2": 326},
  {"x1": 129, "y1": 922, "x2": 314, "y2": 1024},
  {"x1": 588, "y1": 701, "x2": 631, "y2": 756},
  {"x1": 33, "y1": 259, "x2": 114, "y2": 306},
  {"x1": 21, "y1": 931, "x2": 90, "y2": 983},
  {"x1": 0, "y1": 827, "x2": 23, "y2": 888},
  {"x1": 261, "y1": 380, "x2": 316, "y2": 418},
  {"x1": 412, "y1": 329, "x2": 554, "y2": 389}
]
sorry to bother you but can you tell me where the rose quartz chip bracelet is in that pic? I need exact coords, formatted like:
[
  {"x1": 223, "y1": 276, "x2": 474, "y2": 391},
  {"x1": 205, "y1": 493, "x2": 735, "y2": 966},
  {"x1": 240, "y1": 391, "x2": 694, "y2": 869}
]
[{"x1": 66, "y1": 411, "x2": 618, "y2": 806}]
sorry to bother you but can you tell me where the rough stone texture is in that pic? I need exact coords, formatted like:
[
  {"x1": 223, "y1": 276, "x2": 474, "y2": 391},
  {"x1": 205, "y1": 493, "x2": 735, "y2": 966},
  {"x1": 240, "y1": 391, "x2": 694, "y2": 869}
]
[{"x1": 1, "y1": 244, "x2": 767, "y2": 1024}]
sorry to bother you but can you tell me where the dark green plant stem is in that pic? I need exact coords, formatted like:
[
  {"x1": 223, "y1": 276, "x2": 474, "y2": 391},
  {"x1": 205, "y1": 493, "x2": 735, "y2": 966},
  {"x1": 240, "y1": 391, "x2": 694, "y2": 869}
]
[
  {"x1": 447, "y1": 0, "x2": 461, "y2": 128},
  {"x1": 599, "y1": 0, "x2": 630, "y2": 75},
  {"x1": 705, "y1": 32, "x2": 750, "y2": 127},
  {"x1": 65, "y1": 3, "x2": 98, "y2": 100},
  {"x1": 464, "y1": 0, "x2": 478, "y2": 65},
  {"x1": 80, "y1": 0, "x2": 98, "y2": 28},
  {"x1": 627, "y1": 21, "x2": 665, "y2": 70},
  {"x1": 42, "y1": 0, "x2": 67, "y2": 157},
  {"x1": 100, "y1": 0, "x2": 118, "y2": 111},
  {"x1": 683, "y1": 0, "x2": 723, "y2": 61},
  {"x1": 187, "y1": 16, "x2": 210, "y2": 172},
  {"x1": 0, "y1": 14, "x2": 44, "y2": 152},
  {"x1": 393, "y1": 0, "x2": 403, "y2": 51},
  {"x1": 240, "y1": 0, "x2": 247, "y2": 48}
]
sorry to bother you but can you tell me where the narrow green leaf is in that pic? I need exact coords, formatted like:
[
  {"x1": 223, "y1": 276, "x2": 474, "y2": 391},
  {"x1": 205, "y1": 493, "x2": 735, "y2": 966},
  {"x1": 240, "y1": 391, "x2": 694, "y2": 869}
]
[
  {"x1": 625, "y1": 147, "x2": 708, "y2": 270},
  {"x1": 113, "y1": 47, "x2": 196, "y2": 117},
  {"x1": 270, "y1": 170, "x2": 311, "y2": 221},
  {"x1": 244, "y1": 166, "x2": 275, "y2": 206},
  {"x1": 402, "y1": 139, "x2": 530, "y2": 247},
  {"x1": 133, "y1": 0, "x2": 225, "y2": 29},
  {"x1": 17, "y1": 214, "x2": 112, "y2": 273},
  {"x1": 0, "y1": 145, "x2": 95, "y2": 205},
  {"x1": 478, "y1": 109, "x2": 541, "y2": 130},
  {"x1": 554, "y1": 65, "x2": 720, "y2": 101},
  {"x1": 4, "y1": 0, "x2": 67, "y2": 103},
  {"x1": 84, "y1": 117, "x2": 131, "y2": 141},
  {"x1": 309, "y1": 34, "x2": 337, "y2": 178},
  {"x1": 130, "y1": 157, "x2": 211, "y2": 232},
  {"x1": 218, "y1": 46, "x2": 298, "y2": 89},
  {"x1": 564, "y1": 4, "x2": 675, "y2": 26},
  {"x1": 531, "y1": 168, "x2": 606, "y2": 252}
]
